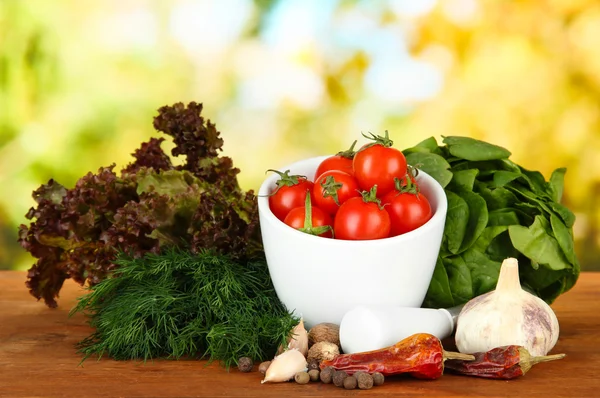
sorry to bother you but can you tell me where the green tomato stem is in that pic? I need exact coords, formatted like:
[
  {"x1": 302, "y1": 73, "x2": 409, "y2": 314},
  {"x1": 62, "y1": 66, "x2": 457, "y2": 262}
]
[
  {"x1": 359, "y1": 185, "x2": 385, "y2": 210},
  {"x1": 336, "y1": 140, "x2": 358, "y2": 159},
  {"x1": 263, "y1": 169, "x2": 306, "y2": 197},
  {"x1": 320, "y1": 175, "x2": 343, "y2": 205},
  {"x1": 393, "y1": 167, "x2": 420, "y2": 195},
  {"x1": 302, "y1": 192, "x2": 314, "y2": 229},
  {"x1": 297, "y1": 192, "x2": 334, "y2": 237},
  {"x1": 360, "y1": 130, "x2": 394, "y2": 150}
]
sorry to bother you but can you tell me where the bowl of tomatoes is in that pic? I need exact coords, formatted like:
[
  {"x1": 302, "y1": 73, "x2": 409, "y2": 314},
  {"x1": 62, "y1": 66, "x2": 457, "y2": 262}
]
[{"x1": 257, "y1": 134, "x2": 448, "y2": 328}]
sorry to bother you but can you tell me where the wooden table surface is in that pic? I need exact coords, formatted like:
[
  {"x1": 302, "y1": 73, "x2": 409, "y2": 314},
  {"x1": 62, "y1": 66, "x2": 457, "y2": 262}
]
[{"x1": 1, "y1": 271, "x2": 599, "y2": 397}]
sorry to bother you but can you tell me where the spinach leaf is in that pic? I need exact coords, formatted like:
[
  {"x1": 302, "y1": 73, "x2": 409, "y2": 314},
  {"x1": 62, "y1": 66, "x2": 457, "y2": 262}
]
[
  {"x1": 407, "y1": 136, "x2": 439, "y2": 153},
  {"x1": 452, "y1": 160, "x2": 521, "y2": 183},
  {"x1": 422, "y1": 257, "x2": 455, "y2": 309},
  {"x1": 472, "y1": 225, "x2": 509, "y2": 252},
  {"x1": 513, "y1": 201, "x2": 540, "y2": 216},
  {"x1": 456, "y1": 190, "x2": 488, "y2": 253},
  {"x1": 550, "y1": 213, "x2": 576, "y2": 265},
  {"x1": 405, "y1": 152, "x2": 454, "y2": 188},
  {"x1": 500, "y1": 159, "x2": 523, "y2": 173},
  {"x1": 518, "y1": 166, "x2": 554, "y2": 198},
  {"x1": 508, "y1": 185, "x2": 575, "y2": 228},
  {"x1": 492, "y1": 170, "x2": 522, "y2": 188},
  {"x1": 487, "y1": 209, "x2": 520, "y2": 226},
  {"x1": 444, "y1": 191, "x2": 469, "y2": 254},
  {"x1": 442, "y1": 136, "x2": 512, "y2": 161},
  {"x1": 443, "y1": 256, "x2": 473, "y2": 304},
  {"x1": 486, "y1": 231, "x2": 520, "y2": 262},
  {"x1": 469, "y1": 225, "x2": 518, "y2": 266},
  {"x1": 447, "y1": 169, "x2": 478, "y2": 191},
  {"x1": 563, "y1": 257, "x2": 580, "y2": 292},
  {"x1": 520, "y1": 259, "x2": 573, "y2": 304},
  {"x1": 461, "y1": 249, "x2": 502, "y2": 297},
  {"x1": 508, "y1": 216, "x2": 573, "y2": 271},
  {"x1": 538, "y1": 279, "x2": 570, "y2": 304},
  {"x1": 474, "y1": 184, "x2": 518, "y2": 211},
  {"x1": 548, "y1": 167, "x2": 566, "y2": 202},
  {"x1": 520, "y1": 259, "x2": 567, "y2": 291},
  {"x1": 547, "y1": 201, "x2": 576, "y2": 228}
]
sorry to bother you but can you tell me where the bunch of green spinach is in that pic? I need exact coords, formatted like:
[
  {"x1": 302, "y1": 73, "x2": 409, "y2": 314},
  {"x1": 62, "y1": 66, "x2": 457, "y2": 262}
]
[{"x1": 403, "y1": 136, "x2": 579, "y2": 309}]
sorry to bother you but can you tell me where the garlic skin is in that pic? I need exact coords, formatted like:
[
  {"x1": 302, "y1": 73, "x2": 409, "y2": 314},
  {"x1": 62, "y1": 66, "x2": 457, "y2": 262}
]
[
  {"x1": 455, "y1": 257, "x2": 560, "y2": 357},
  {"x1": 261, "y1": 349, "x2": 307, "y2": 384},
  {"x1": 277, "y1": 318, "x2": 308, "y2": 357}
]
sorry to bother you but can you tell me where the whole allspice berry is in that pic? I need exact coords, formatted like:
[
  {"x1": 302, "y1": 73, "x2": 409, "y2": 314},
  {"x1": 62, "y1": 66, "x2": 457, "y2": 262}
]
[
  {"x1": 307, "y1": 358, "x2": 320, "y2": 371},
  {"x1": 295, "y1": 371, "x2": 310, "y2": 385},
  {"x1": 237, "y1": 357, "x2": 254, "y2": 373},
  {"x1": 356, "y1": 372, "x2": 374, "y2": 390},
  {"x1": 372, "y1": 372, "x2": 385, "y2": 386},
  {"x1": 258, "y1": 361, "x2": 271, "y2": 375},
  {"x1": 343, "y1": 376, "x2": 358, "y2": 390},
  {"x1": 333, "y1": 370, "x2": 349, "y2": 388},
  {"x1": 320, "y1": 366, "x2": 335, "y2": 384},
  {"x1": 308, "y1": 369, "x2": 320, "y2": 382},
  {"x1": 353, "y1": 371, "x2": 367, "y2": 379}
]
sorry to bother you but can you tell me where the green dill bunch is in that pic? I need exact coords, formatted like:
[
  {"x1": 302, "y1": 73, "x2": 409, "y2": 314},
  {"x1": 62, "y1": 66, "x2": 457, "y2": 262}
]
[{"x1": 71, "y1": 247, "x2": 298, "y2": 367}]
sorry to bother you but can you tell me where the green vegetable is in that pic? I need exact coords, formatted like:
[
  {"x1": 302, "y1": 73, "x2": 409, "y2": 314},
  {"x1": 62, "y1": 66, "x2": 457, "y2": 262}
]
[
  {"x1": 71, "y1": 248, "x2": 298, "y2": 367},
  {"x1": 19, "y1": 102, "x2": 262, "y2": 307},
  {"x1": 404, "y1": 136, "x2": 579, "y2": 308}
]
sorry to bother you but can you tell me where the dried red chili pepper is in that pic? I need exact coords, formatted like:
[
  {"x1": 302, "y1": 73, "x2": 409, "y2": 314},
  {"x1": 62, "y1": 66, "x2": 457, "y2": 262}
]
[
  {"x1": 444, "y1": 345, "x2": 565, "y2": 379},
  {"x1": 320, "y1": 333, "x2": 473, "y2": 379}
]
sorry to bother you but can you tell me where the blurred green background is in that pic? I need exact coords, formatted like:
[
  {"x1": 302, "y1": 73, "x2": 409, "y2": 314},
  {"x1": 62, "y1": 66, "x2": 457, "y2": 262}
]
[{"x1": 1, "y1": 0, "x2": 599, "y2": 271}]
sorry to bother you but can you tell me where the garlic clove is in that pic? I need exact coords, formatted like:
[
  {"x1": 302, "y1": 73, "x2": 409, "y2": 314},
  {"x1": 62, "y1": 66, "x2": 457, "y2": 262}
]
[
  {"x1": 455, "y1": 257, "x2": 560, "y2": 357},
  {"x1": 261, "y1": 348, "x2": 307, "y2": 384},
  {"x1": 277, "y1": 318, "x2": 309, "y2": 357}
]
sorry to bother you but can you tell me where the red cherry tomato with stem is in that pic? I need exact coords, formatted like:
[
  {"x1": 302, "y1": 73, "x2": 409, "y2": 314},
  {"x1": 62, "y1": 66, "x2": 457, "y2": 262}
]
[
  {"x1": 382, "y1": 174, "x2": 432, "y2": 236},
  {"x1": 353, "y1": 131, "x2": 407, "y2": 197},
  {"x1": 284, "y1": 193, "x2": 333, "y2": 238},
  {"x1": 313, "y1": 170, "x2": 360, "y2": 216},
  {"x1": 395, "y1": 165, "x2": 419, "y2": 189},
  {"x1": 334, "y1": 185, "x2": 391, "y2": 240},
  {"x1": 268, "y1": 169, "x2": 314, "y2": 222},
  {"x1": 315, "y1": 140, "x2": 357, "y2": 179}
]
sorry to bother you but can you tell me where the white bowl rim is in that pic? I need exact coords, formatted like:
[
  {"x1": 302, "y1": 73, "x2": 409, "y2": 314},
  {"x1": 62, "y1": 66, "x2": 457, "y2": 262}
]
[{"x1": 257, "y1": 155, "x2": 448, "y2": 247}]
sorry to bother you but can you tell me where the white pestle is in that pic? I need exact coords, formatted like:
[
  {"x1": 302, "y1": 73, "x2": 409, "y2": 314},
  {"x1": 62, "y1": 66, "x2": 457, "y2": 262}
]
[{"x1": 339, "y1": 304, "x2": 463, "y2": 354}]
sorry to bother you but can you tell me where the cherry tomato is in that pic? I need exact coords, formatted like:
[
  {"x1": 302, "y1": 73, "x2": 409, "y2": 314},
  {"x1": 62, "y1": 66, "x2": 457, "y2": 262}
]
[
  {"x1": 268, "y1": 169, "x2": 314, "y2": 222},
  {"x1": 284, "y1": 196, "x2": 333, "y2": 238},
  {"x1": 382, "y1": 190, "x2": 432, "y2": 236},
  {"x1": 313, "y1": 170, "x2": 360, "y2": 216},
  {"x1": 315, "y1": 141, "x2": 357, "y2": 179},
  {"x1": 353, "y1": 131, "x2": 407, "y2": 197},
  {"x1": 333, "y1": 186, "x2": 391, "y2": 240}
]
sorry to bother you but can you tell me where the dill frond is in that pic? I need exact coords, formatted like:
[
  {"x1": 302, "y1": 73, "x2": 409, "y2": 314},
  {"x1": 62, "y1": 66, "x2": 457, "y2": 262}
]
[{"x1": 71, "y1": 247, "x2": 298, "y2": 367}]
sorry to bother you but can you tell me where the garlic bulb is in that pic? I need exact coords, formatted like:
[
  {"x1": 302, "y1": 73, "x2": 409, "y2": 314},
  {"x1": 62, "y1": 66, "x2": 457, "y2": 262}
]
[
  {"x1": 277, "y1": 318, "x2": 308, "y2": 357},
  {"x1": 455, "y1": 257, "x2": 560, "y2": 357},
  {"x1": 261, "y1": 348, "x2": 307, "y2": 383}
]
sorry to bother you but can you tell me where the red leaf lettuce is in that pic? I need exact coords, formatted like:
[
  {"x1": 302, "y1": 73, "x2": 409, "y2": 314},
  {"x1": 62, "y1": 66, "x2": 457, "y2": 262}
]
[{"x1": 18, "y1": 102, "x2": 262, "y2": 307}]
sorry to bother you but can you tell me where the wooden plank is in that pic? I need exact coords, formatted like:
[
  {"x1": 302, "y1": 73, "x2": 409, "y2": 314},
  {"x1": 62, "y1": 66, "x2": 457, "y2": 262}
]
[{"x1": 1, "y1": 271, "x2": 599, "y2": 397}]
